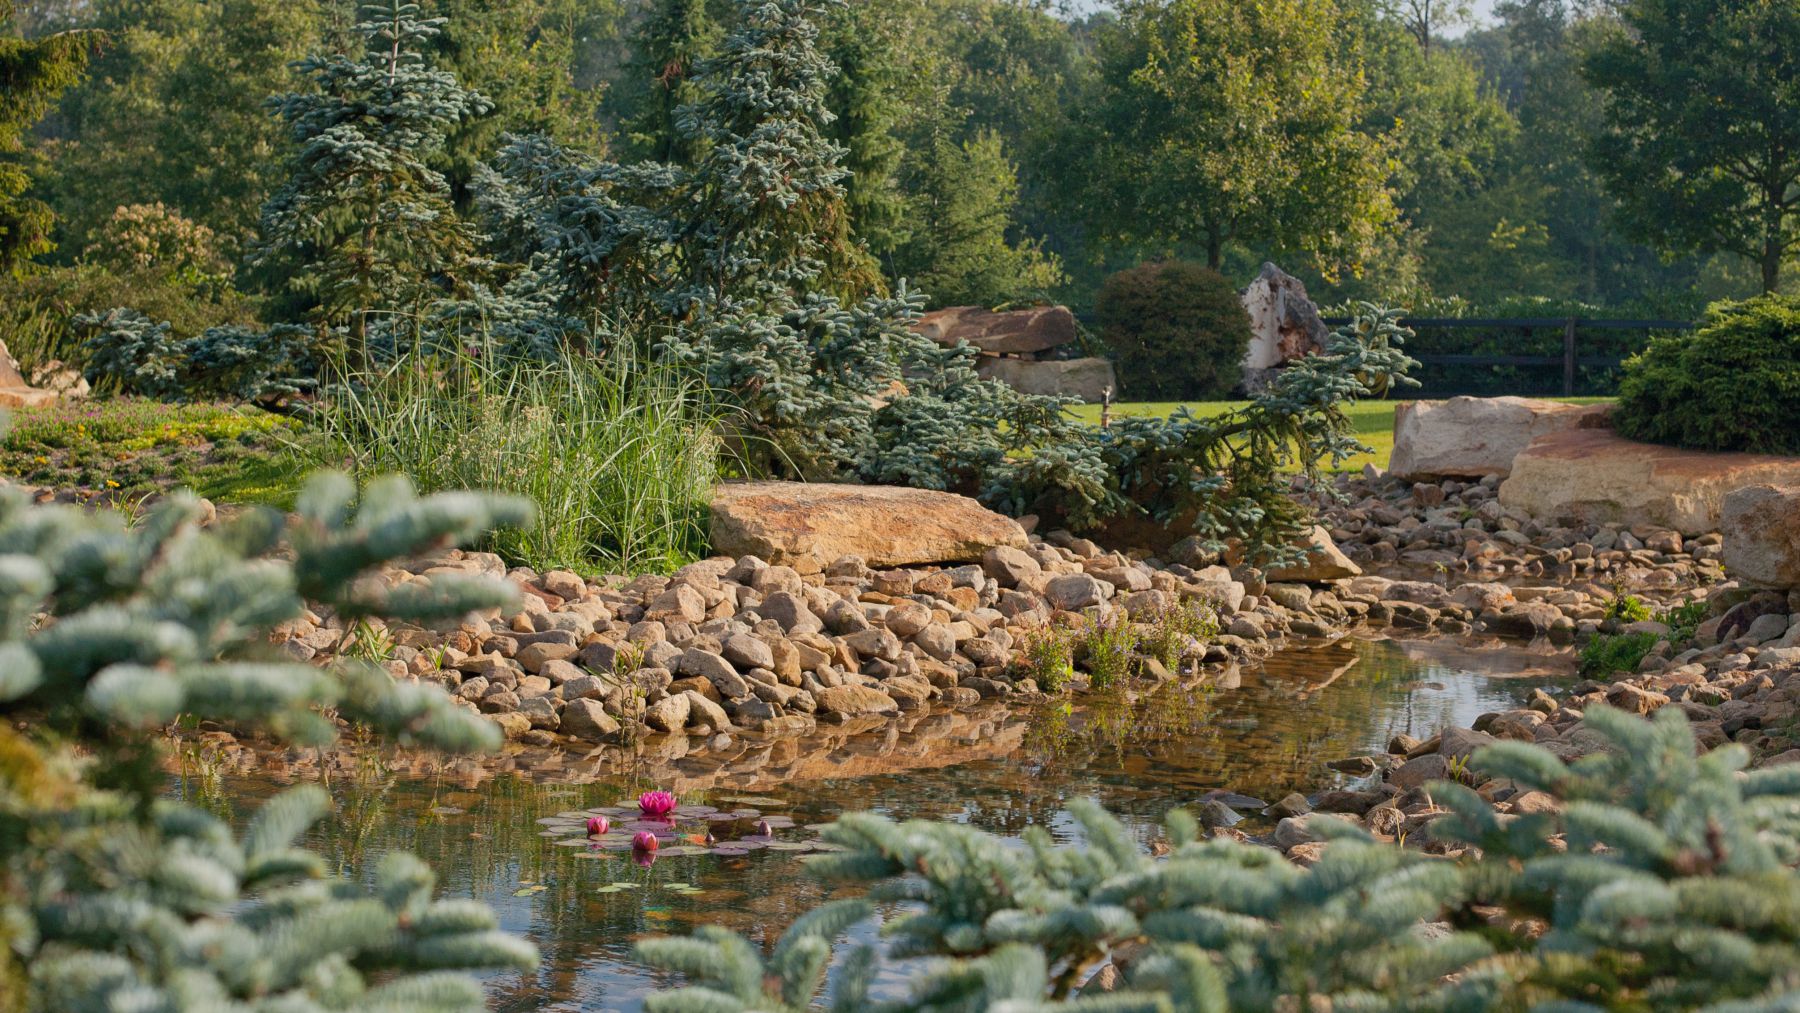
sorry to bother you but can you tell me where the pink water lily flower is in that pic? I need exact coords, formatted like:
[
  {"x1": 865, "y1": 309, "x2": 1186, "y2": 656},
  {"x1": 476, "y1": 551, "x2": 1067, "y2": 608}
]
[
  {"x1": 638, "y1": 790, "x2": 677, "y2": 818},
  {"x1": 586, "y1": 815, "x2": 609, "y2": 836},
  {"x1": 631, "y1": 830, "x2": 660, "y2": 852}
]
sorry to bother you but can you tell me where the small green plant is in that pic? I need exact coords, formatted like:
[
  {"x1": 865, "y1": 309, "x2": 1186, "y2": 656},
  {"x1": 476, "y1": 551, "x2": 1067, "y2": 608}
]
[
  {"x1": 1079, "y1": 609, "x2": 1140, "y2": 691},
  {"x1": 1660, "y1": 598, "x2": 1711, "y2": 642},
  {"x1": 342, "y1": 617, "x2": 396, "y2": 663},
  {"x1": 312, "y1": 344, "x2": 720, "y2": 573},
  {"x1": 1603, "y1": 588, "x2": 1652, "y2": 623},
  {"x1": 1140, "y1": 600, "x2": 1220, "y2": 669},
  {"x1": 1014, "y1": 624, "x2": 1076, "y2": 692},
  {"x1": 1579, "y1": 630, "x2": 1661, "y2": 677}
]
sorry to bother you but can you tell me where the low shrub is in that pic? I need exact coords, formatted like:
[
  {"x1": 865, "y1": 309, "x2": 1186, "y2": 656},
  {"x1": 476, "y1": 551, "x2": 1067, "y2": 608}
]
[
  {"x1": 312, "y1": 346, "x2": 720, "y2": 573},
  {"x1": 1613, "y1": 294, "x2": 1800, "y2": 454},
  {"x1": 1014, "y1": 624, "x2": 1077, "y2": 692},
  {"x1": 0, "y1": 264, "x2": 258, "y2": 378},
  {"x1": 1096, "y1": 261, "x2": 1252, "y2": 400},
  {"x1": 75, "y1": 308, "x2": 321, "y2": 402}
]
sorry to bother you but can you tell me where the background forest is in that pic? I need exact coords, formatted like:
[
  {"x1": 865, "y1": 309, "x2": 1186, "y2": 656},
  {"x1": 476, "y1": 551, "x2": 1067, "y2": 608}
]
[{"x1": 4, "y1": 0, "x2": 1785, "y2": 332}]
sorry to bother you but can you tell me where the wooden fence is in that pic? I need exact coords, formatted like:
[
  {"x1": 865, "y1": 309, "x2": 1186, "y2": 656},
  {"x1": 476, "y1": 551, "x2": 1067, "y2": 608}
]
[{"x1": 1318, "y1": 316, "x2": 1694, "y2": 396}]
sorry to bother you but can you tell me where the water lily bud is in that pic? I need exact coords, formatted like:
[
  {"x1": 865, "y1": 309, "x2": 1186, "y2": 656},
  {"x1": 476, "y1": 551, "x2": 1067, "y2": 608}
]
[
  {"x1": 631, "y1": 830, "x2": 659, "y2": 852},
  {"x1": 586, "y1": 815, "x2": 609, "y2": 836}
]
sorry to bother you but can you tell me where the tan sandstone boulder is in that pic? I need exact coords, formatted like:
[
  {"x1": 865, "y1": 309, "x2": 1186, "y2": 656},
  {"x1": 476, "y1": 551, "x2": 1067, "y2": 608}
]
[
  {"x1": 976, "y1": 356, "x2": 1117, "y2": 402},
  {"x1": 1499, "y1": 428, "x2": 1800, "y2": 535},
  {"x1": 710, "y1": 481, "x2": 1028, "y2": 572},
  {"x1": 1722, "y1": 485, "x2": 1800, "y2": 589},
  {"x1": 1260, "y1": 525, "x2": 1362, "y2": 583},
  {"x1": 912, "y1": 305, "x2": 1078, "y2": 356},
  {"x1": 1389, "y1": 396, "x2": 1610, "y2": 480}
]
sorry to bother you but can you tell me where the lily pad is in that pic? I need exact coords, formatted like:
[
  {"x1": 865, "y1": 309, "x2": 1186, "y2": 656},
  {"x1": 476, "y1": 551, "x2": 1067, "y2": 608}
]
[
  {"x1": 511, "y1": 885, "x2": 548, "y2": 897},
  {"x1": 708, "y1": 846, "x2": 750, "y2": 857},
  {"x1": 766, "y1": 841, "x2": 814, "y2": 852},
  {"x1": 656, "y1": 845, "x2": 708, "y2": 857}
]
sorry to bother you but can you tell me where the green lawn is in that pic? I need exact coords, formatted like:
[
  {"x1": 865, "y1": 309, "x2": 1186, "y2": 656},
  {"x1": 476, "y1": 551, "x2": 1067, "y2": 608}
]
[{"x1": 1067, "y1": 397, "x2": 1614, "y2": 473}]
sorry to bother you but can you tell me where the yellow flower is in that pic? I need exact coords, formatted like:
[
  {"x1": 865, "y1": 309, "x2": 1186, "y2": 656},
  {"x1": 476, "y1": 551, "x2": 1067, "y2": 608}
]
[
  {"x1": 105, "y1": 480, "x2": 119, "y2": 489},
  {"x1": 32, "y1": 456, "x2": 46, "y2": 465}
]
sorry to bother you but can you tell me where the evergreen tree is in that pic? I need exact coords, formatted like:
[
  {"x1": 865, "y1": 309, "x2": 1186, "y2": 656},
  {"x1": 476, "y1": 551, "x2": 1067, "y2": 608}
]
[
  {"x1": 672, "y1": 0, "x2": 876, "y2": 305},
  {"x1": 617, "y1": 0, "x2": 726, "y2": 166},
  {"x1": 0, "y1": 0, "x2": 93, "y2": 272},
  {"x1": 0, "y1": 469, "x2": 539, "y2": 1009},
  {"x1": 258, "y1": 0, "x2": 491, "y2": 350},
  {"x1": 888, "y1": 128, "x2": 1063, "y2": 308},
  {"x1": 431, "y1": 0, "x2": 613, "y2": 201}
]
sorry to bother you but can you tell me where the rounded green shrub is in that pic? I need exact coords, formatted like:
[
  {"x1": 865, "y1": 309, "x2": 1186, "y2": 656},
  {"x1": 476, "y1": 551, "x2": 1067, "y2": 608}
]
[
  {"x1": 1613, "y1": 294, "x2": 1800, "y2": 454},
  {"x1": 1096, "y1": 260, "x2": 1252, "y2": 400}
]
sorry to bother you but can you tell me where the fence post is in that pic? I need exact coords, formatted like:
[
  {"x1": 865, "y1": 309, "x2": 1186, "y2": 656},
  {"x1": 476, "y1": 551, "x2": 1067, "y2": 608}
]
[{"x1": 1562, "y1": 318, "x2": 1578, "y2": 397}]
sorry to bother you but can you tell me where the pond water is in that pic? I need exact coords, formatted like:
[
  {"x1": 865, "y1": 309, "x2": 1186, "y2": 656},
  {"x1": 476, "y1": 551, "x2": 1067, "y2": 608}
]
[{"x1": 181, "y1": 634, "x2": 1573, "y2": 1011}]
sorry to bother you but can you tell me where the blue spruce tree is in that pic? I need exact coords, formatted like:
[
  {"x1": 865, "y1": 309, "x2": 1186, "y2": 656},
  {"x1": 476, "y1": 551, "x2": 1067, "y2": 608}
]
[{"x1": 259, "y1": 0, "x2": 491, "y2": 354}]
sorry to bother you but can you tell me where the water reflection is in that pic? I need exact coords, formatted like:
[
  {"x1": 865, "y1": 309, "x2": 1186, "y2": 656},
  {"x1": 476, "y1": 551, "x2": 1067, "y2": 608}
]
[{"x1": 179, "y1": 634, "x2": 1572, "y2": 1012}]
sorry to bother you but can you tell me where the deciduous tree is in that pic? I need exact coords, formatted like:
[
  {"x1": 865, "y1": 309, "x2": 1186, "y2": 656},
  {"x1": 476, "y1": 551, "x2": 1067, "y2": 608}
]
[{"x1": 1584, "y1": 0, "x2": 1800, "y2": 293}]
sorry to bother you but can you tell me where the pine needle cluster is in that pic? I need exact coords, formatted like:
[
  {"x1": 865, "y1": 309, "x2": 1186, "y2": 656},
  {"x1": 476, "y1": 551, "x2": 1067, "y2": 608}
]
[
  {"x1": 638, "y1": 705, "x2": 1800, "y2": 1011},
  {"x1": 0, "y1": 467, "x2": 540, "y2": 1009}
]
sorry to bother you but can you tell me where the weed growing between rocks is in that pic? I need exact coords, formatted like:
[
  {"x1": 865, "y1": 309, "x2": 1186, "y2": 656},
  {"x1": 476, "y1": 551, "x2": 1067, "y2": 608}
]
[
  {"x1": 1078, "y1": 610, "x2": 1140, "y2": 691},
  {"x1": 1015, "y1": 624, "x2": 1076, "y2": 693}
]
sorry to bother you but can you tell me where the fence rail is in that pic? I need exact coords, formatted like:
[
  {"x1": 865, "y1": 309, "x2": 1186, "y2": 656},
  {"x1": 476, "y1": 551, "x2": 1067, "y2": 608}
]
[{"x1": 1318, "y1": 315, "x2": 1694, "y2": 396}]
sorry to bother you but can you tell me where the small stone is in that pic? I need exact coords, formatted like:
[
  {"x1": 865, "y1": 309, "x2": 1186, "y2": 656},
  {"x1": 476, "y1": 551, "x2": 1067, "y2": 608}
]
[
  {"x1": 644, "y1": 693, "x2": 691, "y2": 732},
  {"x1": 1044, "y1": 573, "x2": 1109, "y2": 611},
  {"x1": 560, "y1": 698, "x2": 621, "y2": 741},
  {"x1": 646, "y1": 584, "x2": 707, "y2": 624},
  {"x1": 721, "y1": 633, "x2": 775, "y2": 672},
  {"x1": 885, "y1": 600, "x2": 934, "y2": 638},
  {"x1": 814, "y1": 684, "x2": 899, "y2": 717}
]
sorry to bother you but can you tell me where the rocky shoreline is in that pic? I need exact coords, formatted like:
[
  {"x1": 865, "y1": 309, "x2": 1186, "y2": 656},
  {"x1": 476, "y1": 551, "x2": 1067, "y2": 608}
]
[{"x1": 128, "y1": 463, "x2": 1799, "y2": 859}]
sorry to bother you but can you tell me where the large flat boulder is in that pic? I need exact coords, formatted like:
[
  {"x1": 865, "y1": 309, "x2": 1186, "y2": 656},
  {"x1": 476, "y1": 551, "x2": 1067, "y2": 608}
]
[
  {"x1": 977, "y1": 356, "x2": 1117, "y2": 402},
  {"x1": 1499, "y1": 428, "x2": 1800, "y2": 535},
  {"x1": 710, "y1": 481, "x2": 1027, "y2": 572},
  {"x1": 1722, "y1": 485, "x2": 1800, "y2": 589},
  {"x1": 1389, "y1": 396, "x2": 1610, "y2": 480},
  {"x1": 913, "y1": 305, "x2": 1078, "y2": 356}
]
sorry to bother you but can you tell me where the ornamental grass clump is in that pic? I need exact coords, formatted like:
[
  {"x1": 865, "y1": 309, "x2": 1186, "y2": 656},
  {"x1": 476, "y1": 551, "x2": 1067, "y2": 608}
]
[
  {"x1": 0, "y1": 466, "x2": 540, "y2": 1010},
  {"x1": 637, "y1": 705, "x2": 1800, "y2": 1011},
  {"x1": 313, "y1": 343, "x2": 720, "y2": 573}
]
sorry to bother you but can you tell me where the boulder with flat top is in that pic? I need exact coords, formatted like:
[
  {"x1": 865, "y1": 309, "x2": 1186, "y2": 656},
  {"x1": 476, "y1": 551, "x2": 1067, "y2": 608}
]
[
  {"x1": 912, "y1": 305, "x2": 1078, "y2": 357},
  {"x1": 1499, "y1": 428, "x2": 1800, "y2": 535},
  {"x1": 1390, "y1": 396, "x2": 1610, "y2": 480},
  {"x1": 710, "y1": 481, "x2": 1028, "y2": 573}
]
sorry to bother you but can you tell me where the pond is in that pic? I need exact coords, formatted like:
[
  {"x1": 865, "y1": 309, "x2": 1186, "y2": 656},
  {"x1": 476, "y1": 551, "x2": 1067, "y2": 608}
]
[{"x1": 177, "y1": 633, "x2": 1573, "y2": 1011}]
